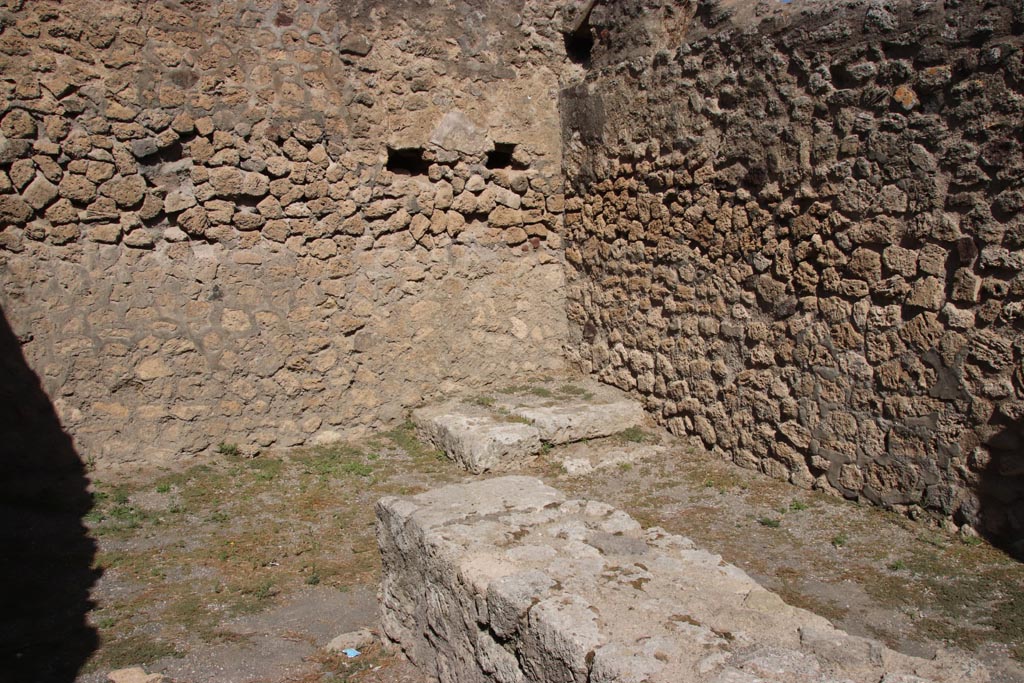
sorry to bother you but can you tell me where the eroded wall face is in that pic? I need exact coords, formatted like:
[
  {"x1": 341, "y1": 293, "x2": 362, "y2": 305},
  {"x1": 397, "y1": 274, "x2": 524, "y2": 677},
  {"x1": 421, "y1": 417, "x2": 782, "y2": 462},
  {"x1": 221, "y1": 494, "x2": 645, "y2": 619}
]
[
  {"x1": 563, "y1": 0, "x2": 1024, "y2": 542},
  {"x1": 0, "y1": 0, "x2": 571, "y2": 470}
]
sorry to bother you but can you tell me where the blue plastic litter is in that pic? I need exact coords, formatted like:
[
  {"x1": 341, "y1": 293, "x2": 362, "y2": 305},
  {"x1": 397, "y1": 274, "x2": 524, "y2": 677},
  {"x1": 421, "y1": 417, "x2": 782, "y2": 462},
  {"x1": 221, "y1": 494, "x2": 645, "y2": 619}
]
[{"x1": 342, "y1": 648, "x2": 361, "y2": 658}]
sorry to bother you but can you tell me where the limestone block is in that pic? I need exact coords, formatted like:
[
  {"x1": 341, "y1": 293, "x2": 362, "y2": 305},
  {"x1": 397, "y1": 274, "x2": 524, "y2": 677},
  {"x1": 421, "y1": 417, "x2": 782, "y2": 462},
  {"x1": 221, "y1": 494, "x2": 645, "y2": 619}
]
[
  {"x1": 493, "y1": 385, "x2": 647, "y2": 445},
  {"x1": 377, "y1": 477, "x2": 988, "y2": 683},
  {"x1": 412, "y1": 402, "x2": 541, "y2": 473}
]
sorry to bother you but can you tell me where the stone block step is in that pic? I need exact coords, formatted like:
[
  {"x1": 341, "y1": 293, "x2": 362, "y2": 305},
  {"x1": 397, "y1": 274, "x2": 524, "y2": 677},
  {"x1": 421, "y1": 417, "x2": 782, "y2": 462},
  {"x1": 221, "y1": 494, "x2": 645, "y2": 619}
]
[
  {"x1": 492, "y1": 381, "x2": 647, "y2": 445},
  {"x1": 411, "y1": 378, "x2": 648, "y2": 474},
  {"x1": 553, "y1": 438, "x2": 666, "y2": 476},
  {"x1": 411, "y1": 401, "x2": 541, "y2": 474},
  {"x1": 377, "y1": 477, "x2": 988, "y2": 683}
]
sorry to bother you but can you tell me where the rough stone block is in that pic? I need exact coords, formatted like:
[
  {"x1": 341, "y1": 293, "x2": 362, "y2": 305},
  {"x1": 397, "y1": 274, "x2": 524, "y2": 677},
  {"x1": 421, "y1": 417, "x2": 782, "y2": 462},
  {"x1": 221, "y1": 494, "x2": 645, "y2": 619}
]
[
  {"x1": 377, "y1": 477, "x2": 987, "y2": 683},
  {"x1": 412, "y1": 401, "x2": 541, "y2": 473},
  {"x1": 492, "y1": 381, "x2": 647, "y2": 445}
]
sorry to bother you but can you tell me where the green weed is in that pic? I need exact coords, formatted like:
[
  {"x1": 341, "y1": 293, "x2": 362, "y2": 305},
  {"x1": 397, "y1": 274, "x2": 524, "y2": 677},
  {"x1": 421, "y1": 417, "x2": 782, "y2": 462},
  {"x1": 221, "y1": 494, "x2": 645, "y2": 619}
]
[{"x1": 615, "y1": 427, "x2": 650, "y2": 444}]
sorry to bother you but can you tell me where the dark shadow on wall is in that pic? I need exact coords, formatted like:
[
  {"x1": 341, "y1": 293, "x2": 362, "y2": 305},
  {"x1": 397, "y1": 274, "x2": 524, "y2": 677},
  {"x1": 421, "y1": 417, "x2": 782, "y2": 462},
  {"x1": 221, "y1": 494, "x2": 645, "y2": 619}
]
[
  {"x1": 0, "y1": 307, "x2": 98, "y2": 681},
  {"x1": 978, "y1": 416, "x2": 1024, "y2": 561}
]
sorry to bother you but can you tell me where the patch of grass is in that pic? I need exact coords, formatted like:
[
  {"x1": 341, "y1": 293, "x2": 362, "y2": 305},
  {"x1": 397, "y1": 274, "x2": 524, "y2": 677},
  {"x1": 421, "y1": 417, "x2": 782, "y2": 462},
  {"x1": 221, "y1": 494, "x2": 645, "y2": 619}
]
[
  {"x1": 218, "y1": 442, "x2": 240, "y2": 457},
  {"x1": 297, "y1": 444, "x2": 372, "y2": 478},
  {"x1": 385, "y1": 421, "x2": 441, "y2": 461},
  {"x1": 498, "y1": 384, "x2": 554, "y2": 398},
  {"x1": 227, "y1": 578, "x2": 277, "y2": 615},
  {"x1": 165, "y1": 593, "x2": 215, "y2": 637},
  {"x1": 758, "y1": 517, "x2": 781, "y2": 528},
  {"x1": 248, "y1": 457, "x2": 283, "y2": 483},
  {"x1": 887, "y1": 559, "x2": 906, "y2": 571},
  {"x1": 84, "y1": 633, "x2": 182, "y2": 672},
  {"x1": 917, "y1": 531, "x2": 949, "y2": 549},
  {"x1": 831, "y1": 533, "x2": 848, "y2": 548},
  {"x1": 471, "y1": 395, "x2": 496, "y2": 407},
  {"x1": 614, "y1": 426, "x2": 650, "y2": 444},
  {"x1": 339, "y1": 460, "x2": 373, "y2": 477},
  {"x1": 789, "y1": 500, "x2": 809, "y2": 511},
  {"x1": 960, "y1": 533, "x2": 983, "y2": 547},
  {"x1": 156, "y1": 483, "x2": 171, "y2": 494},
  {"x1": 618, "y1": 462, "x2": 633, "y2": 472}
]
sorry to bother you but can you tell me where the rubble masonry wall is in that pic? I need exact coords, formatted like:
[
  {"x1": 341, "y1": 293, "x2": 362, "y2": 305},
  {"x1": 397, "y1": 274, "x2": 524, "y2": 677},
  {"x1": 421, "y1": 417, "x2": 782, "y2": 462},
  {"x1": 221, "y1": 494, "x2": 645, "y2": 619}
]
[
  {"x1": 561, "y1": 0, "x2": 1024, "y2": 543},
  {"x1": 0, "y1": 0, "x2": 572, "y2": 469}
]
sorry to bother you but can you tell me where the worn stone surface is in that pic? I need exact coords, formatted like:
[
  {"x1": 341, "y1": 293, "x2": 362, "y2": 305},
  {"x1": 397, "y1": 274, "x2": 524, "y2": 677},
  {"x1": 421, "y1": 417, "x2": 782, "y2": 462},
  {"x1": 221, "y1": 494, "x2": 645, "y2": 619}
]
[
  {"x1": 413, "y1": 401, "x2": 543, "y2": 474},
  {"x1": 553, "y1": 438, "x2": 666, "y2": 476},
  {"x1": 493, "y1": 381, "x2": 648, "y2": 444},
  {"x1": 0, "y1": 0, "x2": 576, "y2": 471},
  {"x1": 561, "y1": 0, "x2": 1024, "y2": 547},
  {"x1": 412, "y1": 379, "x2": 648, "y2": 473},
  {"x1": 377, "y1": 476, "x2": 990, "y2": 683},
  {"x1": 106, "y1": 667, "x2": 168, "y2": 683}
]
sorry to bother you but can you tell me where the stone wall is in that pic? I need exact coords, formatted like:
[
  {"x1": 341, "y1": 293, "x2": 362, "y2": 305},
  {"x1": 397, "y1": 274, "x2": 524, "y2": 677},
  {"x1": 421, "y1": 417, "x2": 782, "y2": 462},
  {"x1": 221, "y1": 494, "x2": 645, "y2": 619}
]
[
  {"x1": 562, "y1": 0, "x2": 1024, "y2": 545},
  {"x1": 0, "y1": 0, "x2": 574, "y2": 470}
]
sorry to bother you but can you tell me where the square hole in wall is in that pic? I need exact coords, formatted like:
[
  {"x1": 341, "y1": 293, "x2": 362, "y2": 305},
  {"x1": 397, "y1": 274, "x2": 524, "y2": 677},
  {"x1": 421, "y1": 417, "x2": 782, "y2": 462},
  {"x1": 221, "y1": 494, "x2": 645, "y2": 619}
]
[
  {"x1": 486, "y1": 143, "x2": 519, "y2": 169},
  {"x1": 386, "y1": 146, "x2": 430, "y2": 175}
]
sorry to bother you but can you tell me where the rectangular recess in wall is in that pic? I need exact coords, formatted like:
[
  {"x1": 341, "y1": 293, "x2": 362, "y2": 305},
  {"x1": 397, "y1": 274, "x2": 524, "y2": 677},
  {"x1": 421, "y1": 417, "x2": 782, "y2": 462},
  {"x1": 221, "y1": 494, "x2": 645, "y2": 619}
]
[
  {"x1": 386, "y1": 147, "x2": 430, "y2": 175},
  {"x1": 486, "y1": 143, "x2": 518, "y2": 169}
]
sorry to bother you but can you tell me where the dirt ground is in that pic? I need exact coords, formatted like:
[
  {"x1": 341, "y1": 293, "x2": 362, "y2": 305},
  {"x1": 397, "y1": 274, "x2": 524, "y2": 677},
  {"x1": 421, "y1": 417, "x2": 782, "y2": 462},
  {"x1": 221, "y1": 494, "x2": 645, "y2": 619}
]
[{"x1": 56, "y1": 421, "x2": 1024, "y2": 683}]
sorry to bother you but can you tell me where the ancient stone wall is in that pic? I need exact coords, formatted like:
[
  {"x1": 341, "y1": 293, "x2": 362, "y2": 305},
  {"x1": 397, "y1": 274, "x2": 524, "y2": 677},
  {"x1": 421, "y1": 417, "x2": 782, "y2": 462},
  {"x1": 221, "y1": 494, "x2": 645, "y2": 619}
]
[
  {"x1": 562, "y1": 0, "x2": 1024, "y2": 545},
  {"x1": 0, "y1": 0, "x2": 573, "y2": 470}
]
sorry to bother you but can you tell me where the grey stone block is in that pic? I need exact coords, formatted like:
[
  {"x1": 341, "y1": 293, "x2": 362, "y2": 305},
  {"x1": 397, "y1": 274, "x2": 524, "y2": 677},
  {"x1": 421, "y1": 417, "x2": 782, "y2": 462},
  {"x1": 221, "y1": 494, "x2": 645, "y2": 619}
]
[{"x1": 377, "y1": 477, "x2": 989, "y2": 683}]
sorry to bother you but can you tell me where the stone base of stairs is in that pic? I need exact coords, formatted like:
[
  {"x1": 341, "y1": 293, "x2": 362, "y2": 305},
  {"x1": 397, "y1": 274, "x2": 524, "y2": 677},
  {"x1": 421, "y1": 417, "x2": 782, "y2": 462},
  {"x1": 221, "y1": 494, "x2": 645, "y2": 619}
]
[{"x1": 412, "y1": 378, "x2": 648, "y2": 474}]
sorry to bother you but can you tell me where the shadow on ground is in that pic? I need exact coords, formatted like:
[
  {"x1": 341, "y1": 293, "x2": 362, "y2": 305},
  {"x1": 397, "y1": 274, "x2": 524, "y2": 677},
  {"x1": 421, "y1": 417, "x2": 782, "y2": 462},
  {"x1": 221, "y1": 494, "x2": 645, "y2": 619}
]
[{"x1": 0, "y1": 306, "x2": 98, "y2": 682}]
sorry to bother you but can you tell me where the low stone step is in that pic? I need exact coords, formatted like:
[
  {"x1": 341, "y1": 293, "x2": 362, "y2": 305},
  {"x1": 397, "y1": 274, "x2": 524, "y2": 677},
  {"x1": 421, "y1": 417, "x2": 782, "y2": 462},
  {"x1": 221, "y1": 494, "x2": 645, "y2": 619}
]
[
  {"x1": 553, "y1": 438, "x2": 666, "y2": 476},
  {"x1": 411, "y1": 400, "x2": 541, "y2": 474},
  {"x1": 377, "y1": 477, "x2": 988, "y2": 683},
  {"x1": 491, "y1": 381, "x2": 647, "y2": 445},
  {"x1": 411, "y1": 378, "x2": 648, "y2": 474}
]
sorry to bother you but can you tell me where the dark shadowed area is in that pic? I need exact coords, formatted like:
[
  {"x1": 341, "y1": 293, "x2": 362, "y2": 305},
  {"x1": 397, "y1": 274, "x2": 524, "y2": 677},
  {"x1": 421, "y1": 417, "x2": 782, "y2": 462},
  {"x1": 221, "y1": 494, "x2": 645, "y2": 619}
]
[
  {"x1": 981, "y1": 417, "x2": 1024, "y2": 559},
  {"x1": 0, "y1": 307, "x2": 98, "y2": 682}
]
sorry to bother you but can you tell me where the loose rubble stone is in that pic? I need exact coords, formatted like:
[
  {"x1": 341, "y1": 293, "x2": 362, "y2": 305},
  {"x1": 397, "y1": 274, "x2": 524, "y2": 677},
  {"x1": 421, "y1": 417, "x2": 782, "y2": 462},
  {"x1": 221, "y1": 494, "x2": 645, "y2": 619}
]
[
  {"x1": 326, "y1": 628, "x2": 375, "y2": 653},
  {"x1": 107, "y1": 667, "x2": 169, "y2": 683}
]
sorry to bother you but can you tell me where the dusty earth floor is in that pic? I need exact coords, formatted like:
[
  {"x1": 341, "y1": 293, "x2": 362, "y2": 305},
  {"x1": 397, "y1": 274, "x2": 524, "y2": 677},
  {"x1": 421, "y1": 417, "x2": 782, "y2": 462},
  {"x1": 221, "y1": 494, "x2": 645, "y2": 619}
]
[{"x1": 44, "y1": 398, "x2": 1024, "y2": 683}]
